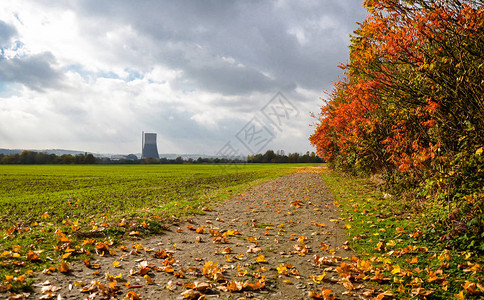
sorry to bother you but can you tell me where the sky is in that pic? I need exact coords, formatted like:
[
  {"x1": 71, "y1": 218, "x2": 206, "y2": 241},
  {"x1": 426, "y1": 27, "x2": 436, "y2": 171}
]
[{"x1": 0, "y1": 0, "x2": 368, "y2": 156}]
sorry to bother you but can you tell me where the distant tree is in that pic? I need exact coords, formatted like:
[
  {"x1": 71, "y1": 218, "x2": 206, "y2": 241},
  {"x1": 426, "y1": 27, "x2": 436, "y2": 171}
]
[
  {"x1": 19, "y1": 151, "x2": 36, "y2": 164},
  {"x1": 84, "y1": 154, "x2": 96, "y2": 164}
]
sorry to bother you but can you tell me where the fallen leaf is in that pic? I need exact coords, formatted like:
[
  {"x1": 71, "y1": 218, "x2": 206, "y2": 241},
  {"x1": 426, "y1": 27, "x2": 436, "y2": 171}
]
[
  {"x1": 59, "y1": 261, "x2": 69, "y2": 273},
  {"x1": 391, "y1": 264, "x2": 401, "y2": 274},
  {"x1": 454, "y1": 290, "x2": 465, "y2": 300},
  {"x1": 125, "y1": 291, "x2": 142, "y2": 300},
  {"x1": 254, "y1": 254, "x2": 266, "y2": 263},
  {"x1": 26, "y1": 250, "x2": 41, "y2": 261},
  {"x1": 144, "y1": 274, "x2": 155, "y2": 285},
  {"x1": 181, "y1": 289, "x2": 203, "y2": 299},
  {"x1": 166, "y1": 280, "x2": 176, "y2": 291},
  {"x1": 277, "y1": 264, "x2": 289, "y2": 275},
  {"x1": 310, "y1": 273, "x2": 326, "y2": 284},
  {"x1": 221, "y1": 247, "x2": 232, "y2": 254}
]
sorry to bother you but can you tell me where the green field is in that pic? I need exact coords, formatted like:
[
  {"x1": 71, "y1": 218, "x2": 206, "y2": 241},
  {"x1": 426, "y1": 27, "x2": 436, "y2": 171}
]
[
  {"x1": 0, "y1": 163, "x2": 314, "y2": 288},
  {"x1": 0, "y1": 164, "x2": 314, "y2": 229},
  {"x1": 0, "y1": 164, "x2": 316, "y2": 288}
]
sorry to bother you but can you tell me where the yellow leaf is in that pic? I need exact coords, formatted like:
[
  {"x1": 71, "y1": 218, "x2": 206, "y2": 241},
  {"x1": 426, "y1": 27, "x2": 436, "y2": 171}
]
[
  {"x1": 375, "y1": 241, "x2": 385, "y2": 251},
  {"x1": 310, "y1": 273, "x2": 326, "y2": 284},
  {"x1": 282, "y1": 280, "x2": 292, "y2": 284},
  {"x1": 62, "y1": 252, "x2": 71, "y2": 259},
  {"x1": 247, "y1": 236, "x2": 257, "y2": 242},
  {"x1": 357, "y1": 260, "x2": 372, "y2": 272},
  {"x1": 277, "y1": 264, "x2": 288, "y2": 275},
  {"x1": 144, "y1": 274, "x2": 155, "y2": 285},
  {"x1": 391, "y1": 264, "x2": 401, "y2": 274},
  {"x1": 438, "y1": 250, "x2": 451, "y2": 261},
  {"x1": 382, "y1": 257, "x2": 392, "y2": 264},
  {"x1": 113, "y1": 261, "x2": 121, "y2": 268},
  {"x1": 394, "y1": 276, "x2": 404, "y2": 284},
  {"x1": 344, "y1": 224, "x2": 351, "y2": 229},
  {"x1": 476, "y1": 147, "x2": 483, "y2": 156},
  {"x1": 454, "y1": 290, "x2": 465, "y2": 300},
  {"x1": 386, "y1": 240, "x2": 396, "y2": 247},
  {"x1": 255, "y1": 254, "x2": 266, "y2": 263}
]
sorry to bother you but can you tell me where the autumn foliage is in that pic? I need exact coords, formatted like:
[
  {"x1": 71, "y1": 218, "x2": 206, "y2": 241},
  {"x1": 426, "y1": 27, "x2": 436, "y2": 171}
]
[{"x1": 311, "y1": 0, "x2": 483, "y2": 250}]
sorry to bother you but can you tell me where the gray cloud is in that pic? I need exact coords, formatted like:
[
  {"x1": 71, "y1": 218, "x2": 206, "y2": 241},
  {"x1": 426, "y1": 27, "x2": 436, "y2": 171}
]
[
  {"x1": 1, "y1": 1, "x2": 368, "y2": 154},
  {"x1": 0, "y1": 52, "x2": 64, "y2": 92},
  {"x1": 0, "y1": 20, "x2": 17, "y2": 45},
  {"x1": 68, "y1": 0, "x2": 366, "y2": 94}
]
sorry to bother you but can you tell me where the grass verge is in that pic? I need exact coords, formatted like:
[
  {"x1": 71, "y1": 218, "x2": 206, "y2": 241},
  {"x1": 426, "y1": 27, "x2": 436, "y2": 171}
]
[{"x1": 321, "y1": 168, "x2": 483, "y2": 300}]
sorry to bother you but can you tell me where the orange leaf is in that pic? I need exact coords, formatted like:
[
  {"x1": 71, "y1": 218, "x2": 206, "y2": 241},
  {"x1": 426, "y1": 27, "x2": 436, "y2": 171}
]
[
  {"x1": 221, "y1": 247, "x2": 232, "y2": 254},
  {"x1": 254, "y1": 254, "x2": 266, "y2": 263},
  {"x1": 59, "y1": 261, "x2": 70, "y2": 273},
  {"x1": 126, "y1": 291, "x2": 142, "y2": 300},
  {"x1": 454, "y1": 291, "x2": 465, "y2": 300},
  {"x1": 26, "y1": 250, "x2": 40, "y2": 261}
]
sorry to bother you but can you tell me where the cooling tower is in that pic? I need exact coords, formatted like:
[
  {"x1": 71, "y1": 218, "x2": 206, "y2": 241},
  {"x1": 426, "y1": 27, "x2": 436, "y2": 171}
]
[{"x1": 141, "y1": 132, "x2": 159, "y2": 159}]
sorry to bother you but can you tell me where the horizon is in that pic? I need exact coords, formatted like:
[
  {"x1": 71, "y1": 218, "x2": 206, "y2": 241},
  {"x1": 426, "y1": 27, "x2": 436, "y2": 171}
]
[{"x1": 0, "y1": 146, "x2": 319, "y2": 157}]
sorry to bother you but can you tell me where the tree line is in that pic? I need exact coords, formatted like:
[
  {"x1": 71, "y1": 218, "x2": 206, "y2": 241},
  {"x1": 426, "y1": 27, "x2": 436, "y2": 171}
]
[
  {"x1": 247, "y1": 150, "x2": 322, "y2": 163},
  {"x1": 310, "y1": 0, "x2": 483, "y2": 251},
  {"x1": 0, "y1": 150, "x2": 323, "y2": 165},
  {"x1": 0, "y1": 151, "x2": 96, "y2": 164}
]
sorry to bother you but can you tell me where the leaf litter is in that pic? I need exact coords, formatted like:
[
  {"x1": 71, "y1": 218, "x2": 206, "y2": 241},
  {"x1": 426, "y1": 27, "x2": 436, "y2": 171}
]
[{"x1": 9, "y1": 168, "x2": 384, "y2": 299}]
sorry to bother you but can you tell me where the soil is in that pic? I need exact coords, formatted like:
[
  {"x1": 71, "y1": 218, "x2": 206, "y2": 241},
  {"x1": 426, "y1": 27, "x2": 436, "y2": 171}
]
[{"x1": 23, "y1": 167, "x2": 364, "y2": 300}]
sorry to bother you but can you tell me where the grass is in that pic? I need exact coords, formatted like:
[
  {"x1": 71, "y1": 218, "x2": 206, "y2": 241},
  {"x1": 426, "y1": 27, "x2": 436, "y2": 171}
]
[
  {"x1": 321, "y1": 168, "x2": 483, "y2": 299},
  {"x1": 0, "y1": 163, "x2": 315, "y2": 292}
]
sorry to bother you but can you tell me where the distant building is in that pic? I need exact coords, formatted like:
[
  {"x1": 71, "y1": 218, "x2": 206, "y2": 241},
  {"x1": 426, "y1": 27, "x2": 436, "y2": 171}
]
[
  {"x1": 141, "y1": 132, "x2": 159, "y2": 159},
  {"x1": 111, "y1": 154, "x2": 138, "y2": 161}
]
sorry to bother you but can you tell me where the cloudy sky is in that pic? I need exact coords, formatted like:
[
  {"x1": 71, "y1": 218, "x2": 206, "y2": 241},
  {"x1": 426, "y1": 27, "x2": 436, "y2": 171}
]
[{"x1": 0, "y1": 0, "x2": 367, "y2": 156}]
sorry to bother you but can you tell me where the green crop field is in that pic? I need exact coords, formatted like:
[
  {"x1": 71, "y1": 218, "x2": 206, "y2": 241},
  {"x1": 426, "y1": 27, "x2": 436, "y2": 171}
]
[
  {"x1": 0, "y1": 163, "x2": 316, "y2": 289},
  {"x1": 0, "y1": 164, "x2": 316, "y2": 228}
]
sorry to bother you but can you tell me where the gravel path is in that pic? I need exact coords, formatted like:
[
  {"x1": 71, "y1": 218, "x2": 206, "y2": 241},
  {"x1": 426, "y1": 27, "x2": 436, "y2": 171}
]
[{"x1": 28, "y1": 167, "x2": 360, "y2": 300}]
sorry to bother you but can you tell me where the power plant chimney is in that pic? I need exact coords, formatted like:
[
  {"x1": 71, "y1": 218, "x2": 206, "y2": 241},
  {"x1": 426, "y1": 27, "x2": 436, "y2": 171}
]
[{"x1": 141, "y1": 132, "x2": 159, "y2": 159}]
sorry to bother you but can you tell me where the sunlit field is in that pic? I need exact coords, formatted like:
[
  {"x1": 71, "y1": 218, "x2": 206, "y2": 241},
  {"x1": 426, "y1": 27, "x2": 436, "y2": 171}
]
[{"x1": 0, "y1": 164, "x2": 315, "y2": 227}]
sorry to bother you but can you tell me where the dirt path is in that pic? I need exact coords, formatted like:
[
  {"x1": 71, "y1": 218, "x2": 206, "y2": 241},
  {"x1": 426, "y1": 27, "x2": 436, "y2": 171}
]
[{"x1": 29, "y1": 168, "x2": 362, "y2": 300}]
